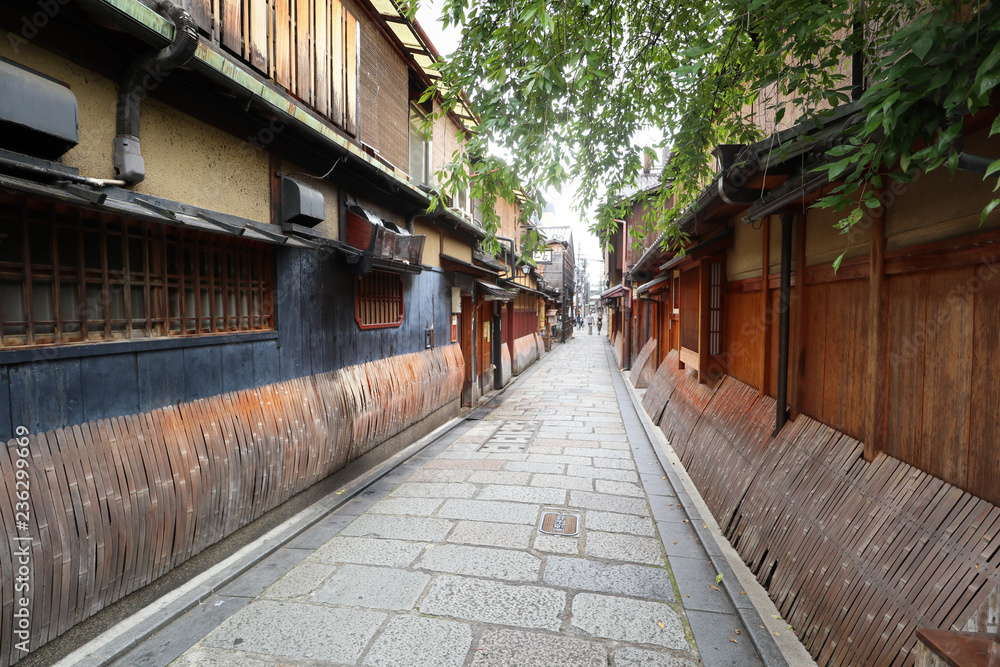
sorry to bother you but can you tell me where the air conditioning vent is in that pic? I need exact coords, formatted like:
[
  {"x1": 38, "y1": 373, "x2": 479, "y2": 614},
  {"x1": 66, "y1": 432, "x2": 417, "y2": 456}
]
[{"x1": 0, "y1": 57, "x2": 78, "y2": 160}]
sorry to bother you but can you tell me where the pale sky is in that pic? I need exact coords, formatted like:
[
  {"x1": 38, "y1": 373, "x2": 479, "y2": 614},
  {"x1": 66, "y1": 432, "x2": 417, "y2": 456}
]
[{"x1": 414, "y1": 0, "x2": 607, "y2": 289}]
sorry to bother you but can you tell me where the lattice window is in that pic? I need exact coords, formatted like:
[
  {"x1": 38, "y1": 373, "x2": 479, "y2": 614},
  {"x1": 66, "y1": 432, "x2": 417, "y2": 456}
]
[
  {"x1": 355, "y1": 270, "x2": 404, "y2": 329},
  {"x1": 0, "y1": 196, "x2": 274, "y2": 348},
  {"x1": 707, "y1": 260, "x2": 724, "y2": 355}
]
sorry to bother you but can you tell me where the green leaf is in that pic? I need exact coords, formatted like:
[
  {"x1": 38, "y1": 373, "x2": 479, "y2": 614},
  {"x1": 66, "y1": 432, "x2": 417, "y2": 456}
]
[
  {"x1": 832, "y1": 252, "x2": 845, "y2": 273},
  {"x1": 716, "y1": 573, "x2": 724, "y2": 583},
  {"x1": 983, "y1": 199, "x2": 1000, "y2": 224},
  {"x1": 991, "y1": 115, "x2": 1000, "y2": 137},
  {"x1": 987, "y1": 159, "x2": 1000, "y2": 179}
]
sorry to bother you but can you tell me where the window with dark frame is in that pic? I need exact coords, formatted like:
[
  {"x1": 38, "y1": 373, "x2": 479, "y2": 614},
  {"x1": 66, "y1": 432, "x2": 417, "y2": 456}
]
[
  {"x1": 355, "y1": 270, "x2": 404, "y2": 329},
  {"x1": 0, "y1": 197, "x2": 275, "y2": 348}
]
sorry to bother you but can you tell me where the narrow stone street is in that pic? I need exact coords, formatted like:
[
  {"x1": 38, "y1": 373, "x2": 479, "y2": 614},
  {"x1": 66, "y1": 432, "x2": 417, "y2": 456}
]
[{"x1": 112, "y1": 332, "x2": 769, "y2": 666}]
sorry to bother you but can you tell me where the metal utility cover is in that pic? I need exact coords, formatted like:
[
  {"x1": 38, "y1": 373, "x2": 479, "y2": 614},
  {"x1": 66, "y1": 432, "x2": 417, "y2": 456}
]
[{"x1": 538, "y1": 512, "x2": 579, "y2": 537}]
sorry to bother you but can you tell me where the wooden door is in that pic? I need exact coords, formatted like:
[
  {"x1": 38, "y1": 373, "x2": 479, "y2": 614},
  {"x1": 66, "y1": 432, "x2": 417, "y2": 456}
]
[
  {"x1": 460, "y1": 295, "x2": 474, "y2": 406},
  {"x1": 478, "y1": 300, "x2": 492, "y2": 391}
]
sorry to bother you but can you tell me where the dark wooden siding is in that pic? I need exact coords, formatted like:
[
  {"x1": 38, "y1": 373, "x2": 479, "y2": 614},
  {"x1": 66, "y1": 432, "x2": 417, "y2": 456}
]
[{"x1": 0, "y1": 249, "x2": 456, "y2": 439}]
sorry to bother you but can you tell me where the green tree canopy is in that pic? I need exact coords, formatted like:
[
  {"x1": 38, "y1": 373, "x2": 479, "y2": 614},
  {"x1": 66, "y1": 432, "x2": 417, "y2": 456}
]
[{"x1": 425, "y1": 0, "x2": 1000, "y2": 255}]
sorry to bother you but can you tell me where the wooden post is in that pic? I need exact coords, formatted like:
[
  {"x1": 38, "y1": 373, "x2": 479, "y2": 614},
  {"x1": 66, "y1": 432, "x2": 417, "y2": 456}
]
[
  {"x1": 865, "y1": 194, "x2": 888, "y2": 462},
  {"x1": 790, "y1": 216, "x2": 807, "y2": 419},
  {"x1": 760, "y1": 216, "x2": 771, "y2": 397}
]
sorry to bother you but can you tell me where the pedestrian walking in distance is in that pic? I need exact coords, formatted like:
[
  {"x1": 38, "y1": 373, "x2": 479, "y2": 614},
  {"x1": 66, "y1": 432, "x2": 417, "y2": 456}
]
[
  {"x1": 597, "y1": 314, "x2": 603, "y2": 335},
  {"x1": 587, "y1": 313, "x2": 594, "y2": 335}
]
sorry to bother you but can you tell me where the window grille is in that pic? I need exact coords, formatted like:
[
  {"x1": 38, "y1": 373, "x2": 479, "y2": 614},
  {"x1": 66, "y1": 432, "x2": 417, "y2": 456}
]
[
  {"x1": 355, "y1": 270, "x2": 404, "y2": 329},
  {"x1": 0, "y1": 196, "x2": 274, "y2": 348}
]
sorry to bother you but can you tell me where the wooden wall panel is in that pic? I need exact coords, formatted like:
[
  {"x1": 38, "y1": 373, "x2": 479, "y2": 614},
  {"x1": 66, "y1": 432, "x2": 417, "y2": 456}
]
[
  {"x1": 969, "y1": 273, "x2": 1000, "y2": 504},
  {"x1": 0, "y1": 346, "x2": 464, "y2": 665},
  {"x1": 886, "y1": 272, "x2": 927, "y2": 469},
  {"x1": 921, "y1": 266, "x2": 974, "y2": 490},
  {"x1": 722, "y1": 287, "x2": 762, "y2": 390},
  {"x1": 801, "y1": 282, "x2": 828, "y2": 420}
]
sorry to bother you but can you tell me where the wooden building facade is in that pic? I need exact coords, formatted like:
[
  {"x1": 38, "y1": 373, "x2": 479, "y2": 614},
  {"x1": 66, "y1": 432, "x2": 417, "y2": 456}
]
[
  {"x1": 609, "y1": 102, "x2": 1000, "y2": 664},
  {"x1": 0, "y1": 0, "x2": 543, "y2": 663}
]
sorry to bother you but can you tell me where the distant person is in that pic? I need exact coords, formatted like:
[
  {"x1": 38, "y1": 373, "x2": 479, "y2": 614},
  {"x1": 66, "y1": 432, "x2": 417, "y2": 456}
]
[
  {"x1": 597, "y1": 314, "x2": 603, "y2": 334},
  {"x1": 586, "y1": 313, "x2": 594, "y2": 335}
]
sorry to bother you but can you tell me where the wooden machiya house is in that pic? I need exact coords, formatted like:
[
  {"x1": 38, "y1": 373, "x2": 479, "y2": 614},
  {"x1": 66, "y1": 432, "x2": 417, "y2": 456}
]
[
  {"x1": 535, "y1": 225, "x2": 575, "y2": 344},
  {"x1": 0, "y1": 0, "x2": 543, "y2": 662},
  {"x1": 608, "y1": 103, "x2": 1000, "y2": 663}
]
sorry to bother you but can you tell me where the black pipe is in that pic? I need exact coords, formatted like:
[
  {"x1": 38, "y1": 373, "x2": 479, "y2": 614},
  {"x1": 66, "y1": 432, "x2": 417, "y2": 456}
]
[
  {"x1": 774, "y1": 213, "x2": 793, "y2": 436},
  {"x1": 113, "y1": 0, "x2": 199, "y2": 183}
]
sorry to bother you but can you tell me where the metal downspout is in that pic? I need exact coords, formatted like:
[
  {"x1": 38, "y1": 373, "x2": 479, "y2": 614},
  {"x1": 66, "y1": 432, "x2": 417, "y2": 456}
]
[
  {"x1": 774, "y1": 213, "x2": 793, "y2": 436},
  {"x1": 113, "y1": 0, "x2": 199, "y2": 183},
  {"x1": 496, "y1": 237, "x2": 516, "y2": 278}
]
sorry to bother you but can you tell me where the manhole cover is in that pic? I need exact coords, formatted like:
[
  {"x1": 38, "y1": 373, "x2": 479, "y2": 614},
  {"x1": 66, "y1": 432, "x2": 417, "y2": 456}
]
[{"x1": 538, "y1": 512, "x2": 580, "y2": 537}]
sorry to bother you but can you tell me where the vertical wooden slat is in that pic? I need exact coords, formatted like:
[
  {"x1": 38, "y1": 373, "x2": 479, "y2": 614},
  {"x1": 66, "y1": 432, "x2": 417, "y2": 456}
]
[
  {"x1": 273, "y1": 0, "x2": 292, "y2": 88},
  {"x1": 330, "y1": 0, "x2": 343, "y2": 124},
  {"x1": 314, "y1": 0, "x2": 329, "y2": 116},
  {"x1": 864, "y1": 202, "x2": 887, "y2": 461},
  {"x1": 789, "y1": 217, "x2": 806, "y2": 420},
  {"x1": 295, "y1": 0, "x2": 313, "y2": 102},
  {"x1": 969, "y1": 266, "x2": 1000, "y2": 502},
  {"x1": 247, "y1": 0, "x2": 268, "y2": 72},
  {"x1": 343, "y1": 9, "x2": 358, "y2": 135},
  {"x1": 759, "y1": 215, "x2": 771, "y2": 398},
  {"x1": 220, "y1": 0, "x2": 242, "y2": 53},
  {"x1": 885, "y1": 272, "x2": 926, "y2": 467}
]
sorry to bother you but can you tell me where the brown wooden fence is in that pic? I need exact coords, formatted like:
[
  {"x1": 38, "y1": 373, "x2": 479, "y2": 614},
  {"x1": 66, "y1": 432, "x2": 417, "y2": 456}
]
[
  {"x1": 642, "y1": 350, "x2": 1000, "y2": 666},
  {"x1": 0, "y1": 344, "x2": 463, "y2": 666}
]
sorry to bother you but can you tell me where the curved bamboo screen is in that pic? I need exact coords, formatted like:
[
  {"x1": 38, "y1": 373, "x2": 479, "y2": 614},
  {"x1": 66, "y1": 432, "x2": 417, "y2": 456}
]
[
  {"x1": 642, "y1": 350, "x2": 1000, "y2": 667},
  {"x1": 0, "y1": 344, "x2": 463, "y2": 666}
]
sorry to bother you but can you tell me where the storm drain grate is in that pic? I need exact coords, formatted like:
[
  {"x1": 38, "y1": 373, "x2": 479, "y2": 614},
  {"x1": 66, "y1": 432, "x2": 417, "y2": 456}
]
[
  {"x1": 538, "y1": 512, "x2": 580, "y2": 537},
  {"x1": 466, "y1": 409, "x2": 493, "y2": 420},
  {"x1": 477, "y1": 419, "x2": 542, "y2": 452}
]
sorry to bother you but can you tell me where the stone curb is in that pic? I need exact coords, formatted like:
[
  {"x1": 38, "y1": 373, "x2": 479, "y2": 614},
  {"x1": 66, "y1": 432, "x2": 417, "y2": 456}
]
[{"x1": 606, "y1": 342, "x2": 790, "y2": 667}]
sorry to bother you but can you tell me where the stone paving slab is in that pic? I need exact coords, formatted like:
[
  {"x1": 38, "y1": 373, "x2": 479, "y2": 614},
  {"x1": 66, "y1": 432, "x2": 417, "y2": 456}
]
[
  {"x1": 419, "y1": 575, "x2": 566, "y2": 631},
  {"x1": 437, "y1": 498, "x2": 541, "y2": 524},
  {"x1": 364, "y1": 616, "x2": 472, "y2": 667},
  {"x1": 312, "y1": 564, "x2": 430, "y2": 610},
  {"x1": 200, "y1": 600, "x2": 384, "y2": 662},
  {"x1": 571, "y1": 593, "x2": 690, "y2": 651},
  {"x1": 416, "y1": 544, "x2": 541, "y2": 581},
  {"x1": 471, "y1": 629, "x2": 607, "y2": 667},
  {"x1": 543, "y1": 556, "x2": 676, "y2": 601}
]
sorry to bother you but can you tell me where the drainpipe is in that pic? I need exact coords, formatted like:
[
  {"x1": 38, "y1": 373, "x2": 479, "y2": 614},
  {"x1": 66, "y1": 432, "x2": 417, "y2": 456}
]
[
  {"x1": 496, "y1": 236, "x2": 516, "y2": 278},
  {"x1": 773, "y1": 213, "x2": 793, "y2": 436},
  {"x1": 113, "y1": 0, "x2": 199, "y2": 183}
]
